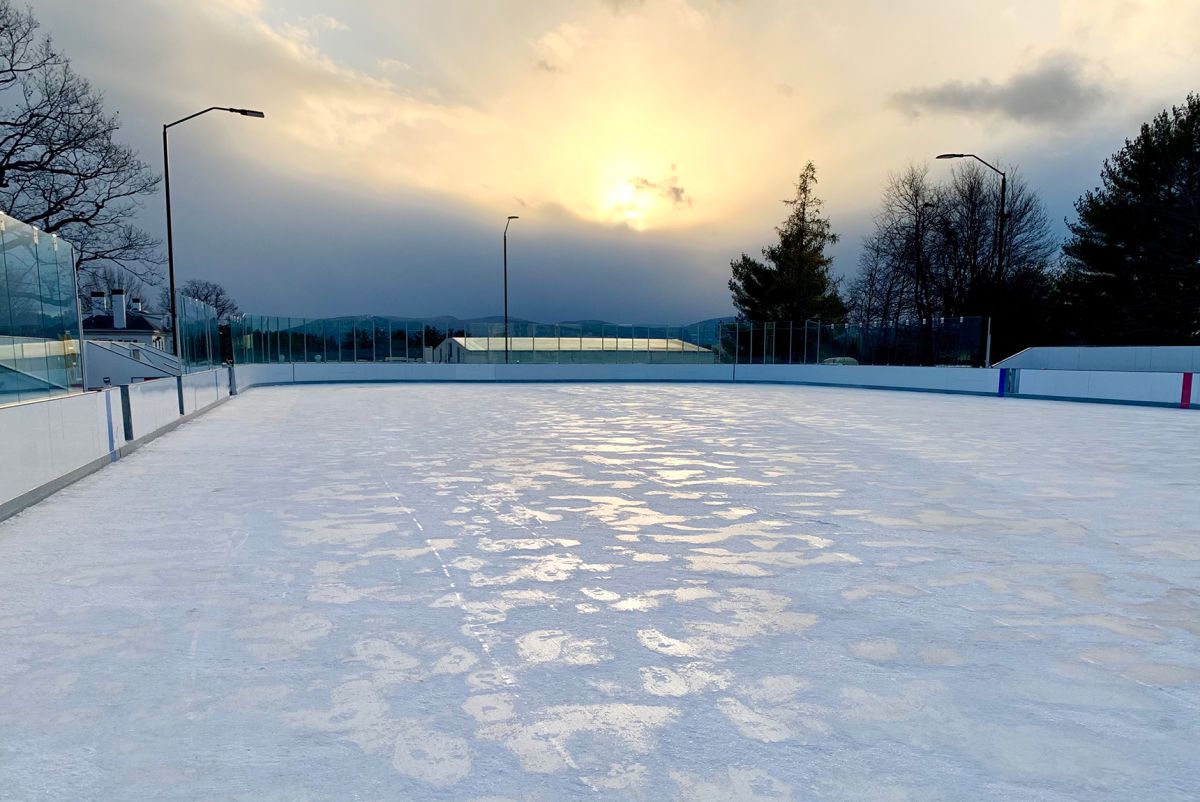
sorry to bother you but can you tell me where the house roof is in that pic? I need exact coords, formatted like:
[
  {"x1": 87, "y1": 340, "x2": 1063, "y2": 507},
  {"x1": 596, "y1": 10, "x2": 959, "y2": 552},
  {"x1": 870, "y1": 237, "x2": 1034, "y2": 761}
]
[
  {"x1": 444, "y1": 336, "x2": 712, "y2": 353},
  {"x1": 81, "y1": 313, "x2": 162, "y2": 333}
]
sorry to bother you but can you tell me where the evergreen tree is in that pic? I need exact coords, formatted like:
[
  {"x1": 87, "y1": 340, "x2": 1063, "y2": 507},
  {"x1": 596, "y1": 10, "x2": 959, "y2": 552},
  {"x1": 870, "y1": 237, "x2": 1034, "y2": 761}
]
[
  {"x1": 1060, "y1": 94, "x2": 1200, "y2": 344},
  {"x1": 728, "y1": 162, "x2": 845, "y2": 322}
]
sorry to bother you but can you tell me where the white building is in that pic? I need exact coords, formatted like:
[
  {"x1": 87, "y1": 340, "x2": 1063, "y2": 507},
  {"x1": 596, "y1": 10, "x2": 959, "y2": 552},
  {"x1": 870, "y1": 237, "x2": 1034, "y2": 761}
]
[
  {"x1": 431, "y1": 335, "x2": 717, "y2": 364},
  {"x1": 81, "y1": 290, "x2": 170, "y2": 351}
]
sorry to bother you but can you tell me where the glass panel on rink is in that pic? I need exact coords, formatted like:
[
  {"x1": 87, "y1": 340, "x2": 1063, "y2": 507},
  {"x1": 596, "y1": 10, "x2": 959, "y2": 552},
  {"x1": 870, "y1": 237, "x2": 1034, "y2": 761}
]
[
  {"x1": 174, "y1": 293, "x2": 220, "y2": 373},
  {"x1": 0, "y1": 212, "x2": 83, "y2": 407},
  {"x1": 230, "y1": 314, "x2": 985, "y2": 367}
]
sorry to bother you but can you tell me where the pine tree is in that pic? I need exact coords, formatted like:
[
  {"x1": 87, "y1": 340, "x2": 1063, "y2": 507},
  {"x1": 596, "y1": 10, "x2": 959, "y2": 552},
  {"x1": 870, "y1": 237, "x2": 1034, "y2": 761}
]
[
  {"x1": 1060, "y1": 94, "x2": 1200, "y2": 344},
  {"x1": 728, "y1": 162, "x2": 845, "y2": 322}
]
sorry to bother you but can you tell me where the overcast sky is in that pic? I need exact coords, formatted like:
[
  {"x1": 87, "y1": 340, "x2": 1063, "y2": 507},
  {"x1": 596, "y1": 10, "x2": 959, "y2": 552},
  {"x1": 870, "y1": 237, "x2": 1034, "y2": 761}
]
[{"x1": 28, "y1": 0, "x2": 1200, "y2": 322}]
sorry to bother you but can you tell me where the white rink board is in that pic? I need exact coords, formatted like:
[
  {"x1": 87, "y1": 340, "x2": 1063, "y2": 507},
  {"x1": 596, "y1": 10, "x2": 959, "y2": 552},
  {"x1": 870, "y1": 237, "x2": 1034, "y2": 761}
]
[{"x1": 1, "y1": 383, "x2": 1197, "y2": 800}]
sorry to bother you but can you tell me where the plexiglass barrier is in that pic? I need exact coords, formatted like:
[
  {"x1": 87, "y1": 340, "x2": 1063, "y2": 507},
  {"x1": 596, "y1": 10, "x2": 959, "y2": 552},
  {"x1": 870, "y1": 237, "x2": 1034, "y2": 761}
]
[
  {"x1": 230, "y1": 316, "x2": 984, "y2": 367},
  {"x1": 175, "y1": 293, "x2": 220, "y2": 373},
  {"x1": 0, "y1": 212, "x2": 83, "y2": 406}
]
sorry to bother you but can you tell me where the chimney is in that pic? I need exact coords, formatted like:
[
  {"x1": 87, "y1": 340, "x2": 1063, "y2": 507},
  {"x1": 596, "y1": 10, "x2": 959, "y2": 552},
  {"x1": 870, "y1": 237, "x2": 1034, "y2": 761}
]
[
  {"x1": 131, "y1": 297, "x2": 143, "y2": 312},
  {"x1": 112, "y1": 288, "x2": 127, "y2": 329},
  {"x1": 89, "y1": 291, "x2": 106, "y2": 316}
]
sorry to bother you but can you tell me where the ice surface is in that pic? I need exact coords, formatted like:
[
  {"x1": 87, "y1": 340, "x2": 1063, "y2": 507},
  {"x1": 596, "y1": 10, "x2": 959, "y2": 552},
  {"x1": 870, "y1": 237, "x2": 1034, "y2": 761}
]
[{"x1": 0, "y1": 383, "x2": 1197, "y2": 800}]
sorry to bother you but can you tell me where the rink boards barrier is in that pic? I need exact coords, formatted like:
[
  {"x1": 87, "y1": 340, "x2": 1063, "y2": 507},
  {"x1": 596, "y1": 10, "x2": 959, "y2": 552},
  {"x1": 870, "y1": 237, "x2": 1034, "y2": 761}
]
[
  {"x1": 1, "y1": 368, "x2": 231, "y2": 522},
  {"x1": 3, "y1": 363, "x2": 1195, "y2": 523},
  {"x1": 230, "y1": 362, "x2": 1198, "y2": 408}
]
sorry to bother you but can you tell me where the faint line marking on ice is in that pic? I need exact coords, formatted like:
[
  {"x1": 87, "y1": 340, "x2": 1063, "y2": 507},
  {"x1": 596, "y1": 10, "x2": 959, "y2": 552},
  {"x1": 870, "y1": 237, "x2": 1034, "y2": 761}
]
[
  {"x1": 188, "y1": 629, "x2": 200, "y2": 686},
  {"x1": 376, "y1": 470, "x2": 514, "y2": 685}
]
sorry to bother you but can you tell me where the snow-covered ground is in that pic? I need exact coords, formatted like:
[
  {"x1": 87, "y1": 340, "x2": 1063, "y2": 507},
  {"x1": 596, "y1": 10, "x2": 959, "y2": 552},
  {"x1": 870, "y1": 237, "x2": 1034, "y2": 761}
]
[{"x1": 1, "y1": 383, "x2": 1197, "y2": 801}]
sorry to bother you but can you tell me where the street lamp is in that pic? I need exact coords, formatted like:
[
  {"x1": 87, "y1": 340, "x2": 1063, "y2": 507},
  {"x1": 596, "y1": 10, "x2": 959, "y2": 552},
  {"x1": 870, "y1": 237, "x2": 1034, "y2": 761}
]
[
  {"x1": 163, "y1": 107, "x2": 265, "y2": 358},
  {"x1": 935, "y1": 153, "x2": 1007, "y2": 283},
  {"x1": 936, "y1": 153, "x2": 1007, "y2": 367},
  {"x1": 503, "y1": 215, "x2": 519, "y2": 364}
]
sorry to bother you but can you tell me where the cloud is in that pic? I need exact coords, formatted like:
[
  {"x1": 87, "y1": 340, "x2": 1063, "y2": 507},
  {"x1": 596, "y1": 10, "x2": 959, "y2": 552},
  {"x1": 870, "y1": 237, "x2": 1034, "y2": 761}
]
[
  {"x1": 892, "y1": 54, "x2": 1109, "y2": 124},
  {"x1": 601, "y1": 0, "x2": 645, "y2": 13},
  {"x1": 376, "y1": 57, "x2": 411, "y2": 73},
  {"x1": 279, "y1": 14, "x2": 348, "y2": 43},
  {"x1": 631, "y1": 172, "x2": 694, "y2": 208}
]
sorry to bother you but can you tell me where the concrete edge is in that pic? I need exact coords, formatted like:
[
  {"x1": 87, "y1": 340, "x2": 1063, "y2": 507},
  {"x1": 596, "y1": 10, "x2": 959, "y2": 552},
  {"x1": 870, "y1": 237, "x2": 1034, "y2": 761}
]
[{"x1": 0, "y1": 392, "x2": 233, "y2": 525}]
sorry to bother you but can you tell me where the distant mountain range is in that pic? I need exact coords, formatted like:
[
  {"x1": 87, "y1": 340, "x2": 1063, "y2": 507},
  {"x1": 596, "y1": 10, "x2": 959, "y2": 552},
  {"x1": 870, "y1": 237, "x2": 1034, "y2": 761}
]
[{"x1": 303, "y1": 315, "x2": 736, "y2": 335}]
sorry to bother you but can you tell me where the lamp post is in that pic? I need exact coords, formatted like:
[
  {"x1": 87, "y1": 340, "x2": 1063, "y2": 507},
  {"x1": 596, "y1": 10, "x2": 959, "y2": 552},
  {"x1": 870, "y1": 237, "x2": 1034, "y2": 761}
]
[
  {"x1": 936, "y1": 153, "x2": 1006, "y2": 367},
  {"x1": 503, "y1": 215, "x2": 519, "y2": 364},
  {"x1": 163, "y1": 107, "x2": 265, "y2": 358}
]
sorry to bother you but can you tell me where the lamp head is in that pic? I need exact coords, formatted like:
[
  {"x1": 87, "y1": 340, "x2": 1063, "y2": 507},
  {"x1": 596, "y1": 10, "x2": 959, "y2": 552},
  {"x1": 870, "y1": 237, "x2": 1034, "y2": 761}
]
[
  {"x1": 507, "y1": 215, "x2": 520, "y2": 220},
  {"x1": 936, "y1": 153, "x2": 964, "y2": 160},
  {"x1": 230, "y1": 108, "x2": 266, "y2": 118}
]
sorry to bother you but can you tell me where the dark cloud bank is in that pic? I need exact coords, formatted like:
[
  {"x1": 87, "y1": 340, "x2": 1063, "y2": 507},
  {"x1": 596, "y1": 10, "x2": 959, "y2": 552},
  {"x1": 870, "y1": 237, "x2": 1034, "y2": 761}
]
[{"x1": 893, "y1": 55, "x2": 1109, "y2": 124}]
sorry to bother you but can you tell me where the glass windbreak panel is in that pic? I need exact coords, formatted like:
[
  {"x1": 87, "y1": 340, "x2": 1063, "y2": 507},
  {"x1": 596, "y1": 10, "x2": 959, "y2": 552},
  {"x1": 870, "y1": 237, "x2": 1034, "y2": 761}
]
[
  {"x1": 298, "y1": 319, "x2": 317, "y2": 362},
  {"x1": 0, "y1": 332, "x2": 16, "y2": 407},
  {"x1": 624, "y1": 324, "x2": 643, "y2": 364},
  {"x1": 386, "y1": 321, "x2": 404, "y2": 362},
  {"x1": 258, "y1": 316, "x2": 268, "y2": 363},
  {"x1": 4, "y1": 221, "x2": 49, "y2": 400},
  {"x1": 335, "y1": 319, "x2": 351, "y2": 362},
  {"x1": 401, "y1": 322, "x2": 417, "y2": 362},
  {"x1": 177, "y1": 293, "x2": 219, "y2": 371},
  {"x1": 37, "y1": 235, "x2": 70, "y2": 392},
  {"x1": 289, "y1": 318, "x2": 306, "y2": 362},
  {"x1": 0, "y1": 215, "x2": 84, "y2": 404},
  {"x1": 355, "y1": 318, "x2": 372, "y2": 362},
  {"x1": 374, "y1": 320, "x2": 390, "y2": 362}
]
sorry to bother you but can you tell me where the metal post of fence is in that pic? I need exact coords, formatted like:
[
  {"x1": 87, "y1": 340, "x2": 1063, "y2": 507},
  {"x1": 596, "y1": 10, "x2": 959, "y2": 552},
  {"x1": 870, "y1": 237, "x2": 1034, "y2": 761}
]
[
  {"x1": 816, "y1": 320, "x2": 821, "y2": 364},
  {"x1": 984, "y1": 317, "x2": 993, "y2": 368}
]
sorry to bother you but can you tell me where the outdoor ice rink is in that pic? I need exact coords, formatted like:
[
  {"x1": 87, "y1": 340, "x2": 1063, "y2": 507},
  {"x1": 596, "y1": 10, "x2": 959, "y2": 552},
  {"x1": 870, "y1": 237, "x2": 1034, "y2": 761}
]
[{"x1": 1, "y1": 383, "x2": 1198, "y2": 801}]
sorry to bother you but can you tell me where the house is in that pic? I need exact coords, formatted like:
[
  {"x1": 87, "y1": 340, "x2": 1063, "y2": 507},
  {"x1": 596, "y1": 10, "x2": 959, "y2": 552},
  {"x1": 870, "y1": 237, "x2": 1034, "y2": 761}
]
[{"x1": 81, "y1": 289, "x2": 170, "y2": 352}]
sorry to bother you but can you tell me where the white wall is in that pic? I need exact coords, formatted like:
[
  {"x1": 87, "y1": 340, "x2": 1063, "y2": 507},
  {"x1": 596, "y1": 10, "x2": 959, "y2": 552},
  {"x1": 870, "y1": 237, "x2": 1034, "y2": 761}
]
[
  {"x1": 998, "y1": 346, "x2": 1200, "y2": 373},
  {"x1": 1, "y1": 390, "x2": 114, "y2": 510},
  {"x1": 126, "y1": 378, "x2": 180, "y2": 439},
  {"x1": 233, "y1": 360, "x2": 1200, "y2": 411},
  {"x1": 1018, "y1": 369, "x2": 1192, "y2": 407},
  {"x1": 734, "y1": 364, "x2": 1002, "y2": 394},
  {"x1": 2, "y1": 367, "x2": 234, "y2": 518},
  {"x1": 182, "y1": 370, "x2": 222, "y2": 415},
  {"x1": 236, "y1": 361, "x2": 996, "y2": 393}
]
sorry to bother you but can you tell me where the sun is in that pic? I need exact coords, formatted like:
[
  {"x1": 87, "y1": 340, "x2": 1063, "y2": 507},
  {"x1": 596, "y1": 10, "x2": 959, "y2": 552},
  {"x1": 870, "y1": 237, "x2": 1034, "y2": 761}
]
[{"x1": 603, "y1": 179, "x2": 654, "y2": 229}]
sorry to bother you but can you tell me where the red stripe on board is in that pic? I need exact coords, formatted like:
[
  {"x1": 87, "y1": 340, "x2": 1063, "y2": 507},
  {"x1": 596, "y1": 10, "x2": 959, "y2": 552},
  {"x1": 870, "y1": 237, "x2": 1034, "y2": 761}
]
[{"x1": 1183, "y1": 373, "x2": 1194, "y2": 409}]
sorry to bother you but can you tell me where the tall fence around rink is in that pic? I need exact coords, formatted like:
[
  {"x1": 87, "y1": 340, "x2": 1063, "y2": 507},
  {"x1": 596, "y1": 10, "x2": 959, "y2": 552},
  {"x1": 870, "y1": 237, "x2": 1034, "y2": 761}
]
[{"x1": 230, "y1": 315, "x2": 986, "y2": 367}]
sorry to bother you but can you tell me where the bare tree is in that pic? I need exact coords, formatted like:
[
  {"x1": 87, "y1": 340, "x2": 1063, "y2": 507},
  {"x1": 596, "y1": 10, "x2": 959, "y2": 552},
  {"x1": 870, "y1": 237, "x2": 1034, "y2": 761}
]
[
  {"x1": 850, "y1": 161, "x2": 1057, "y2": 323},
  {"x1": 78, "y1": 264, "x2": 149, "y2": 304},
  {"x1": 163, "y1": 278, "x2": 240, "y2": 322},
  {"x1": 0, "y1": 1, "x2": 162, "y2": 287},
  {"x1": 847, "y1": 236, "x2": 907, "y2": 325},
  {"x1": 854, "y1": 165, "x2": 940, "y2": 322}
]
